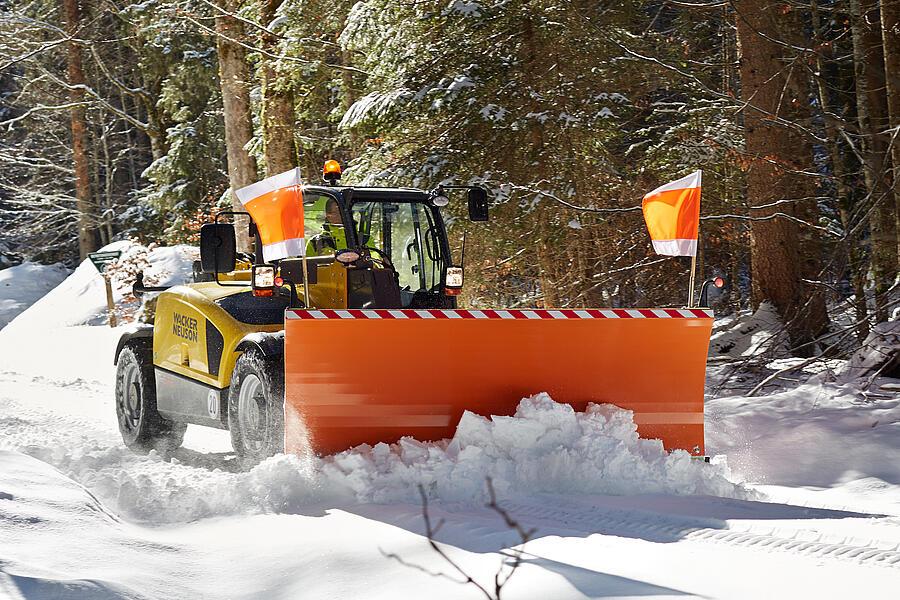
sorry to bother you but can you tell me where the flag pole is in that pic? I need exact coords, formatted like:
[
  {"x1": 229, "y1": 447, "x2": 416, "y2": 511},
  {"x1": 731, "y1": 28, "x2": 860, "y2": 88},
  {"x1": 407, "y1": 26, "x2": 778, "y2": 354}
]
[
  {"x1": 687, "y1": 253, "x2": 697, "y2": 308},
  {"x1": 687, "y1": 222, "x2": 699, "y2": 307},
  {"x1": 301, "y1": 254, "x2": 311, "y2": 308},
  {"x1": 294, "y1": 167, "x2": 312, "y2": 308}
]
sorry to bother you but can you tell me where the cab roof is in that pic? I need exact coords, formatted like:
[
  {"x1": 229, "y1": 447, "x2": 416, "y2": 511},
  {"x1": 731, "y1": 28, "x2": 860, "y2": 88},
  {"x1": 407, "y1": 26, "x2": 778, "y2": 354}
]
[{"x1": 304, "y1": 185, "x2": 431, "y2": 203}]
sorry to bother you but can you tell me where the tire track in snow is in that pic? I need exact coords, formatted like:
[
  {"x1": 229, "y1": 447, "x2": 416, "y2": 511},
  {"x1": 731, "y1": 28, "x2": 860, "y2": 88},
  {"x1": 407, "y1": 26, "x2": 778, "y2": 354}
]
[{"x1": 504, "y1": 500, "x2": 900, "y2": 569}]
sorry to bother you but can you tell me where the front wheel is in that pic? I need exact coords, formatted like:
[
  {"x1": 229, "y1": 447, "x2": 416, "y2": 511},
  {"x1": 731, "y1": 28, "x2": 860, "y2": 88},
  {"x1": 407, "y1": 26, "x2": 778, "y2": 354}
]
[
  {"x1": 115, "y1": 345, "x2": 186, "y2": 453},
  {"x1": 228, "y1": 350, "x2": 284, "y2": 466}
]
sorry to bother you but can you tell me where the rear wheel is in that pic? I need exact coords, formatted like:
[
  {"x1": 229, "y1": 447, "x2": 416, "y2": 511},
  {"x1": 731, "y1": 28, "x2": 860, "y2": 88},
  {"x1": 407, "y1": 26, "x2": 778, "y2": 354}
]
[
  {"x1": 228, "y1": 350, "x2": 284, "y2": 466},
  {"x1": 115, "y1": 345, "x2": 186, "y2": 453}
]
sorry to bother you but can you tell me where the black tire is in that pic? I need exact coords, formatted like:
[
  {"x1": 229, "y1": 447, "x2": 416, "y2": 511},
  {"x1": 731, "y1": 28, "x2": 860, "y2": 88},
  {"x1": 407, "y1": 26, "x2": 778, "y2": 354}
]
[
  {"x1": 115, "y1": 345, "x2": 186, "y2": 453},
  {"x1": 228, "y1": 349, "x2": 284, "y2": 466}
]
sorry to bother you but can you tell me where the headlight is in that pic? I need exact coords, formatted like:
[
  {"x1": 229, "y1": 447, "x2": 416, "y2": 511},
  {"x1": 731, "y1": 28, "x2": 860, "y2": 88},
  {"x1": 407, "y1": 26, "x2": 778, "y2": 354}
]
[{"x1": 445, "y1": 266, "x2": 464, "y2": 295}]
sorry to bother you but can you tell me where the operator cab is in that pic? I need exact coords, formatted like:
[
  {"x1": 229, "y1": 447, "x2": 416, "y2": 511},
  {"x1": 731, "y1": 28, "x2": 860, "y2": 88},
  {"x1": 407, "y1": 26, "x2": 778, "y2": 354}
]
[
  {"x1": 302, "y1": 186, "x2": 453, "y2": 309},
  {"x1": 188, "y1": 161, "x2": 489, "y2": 312}
]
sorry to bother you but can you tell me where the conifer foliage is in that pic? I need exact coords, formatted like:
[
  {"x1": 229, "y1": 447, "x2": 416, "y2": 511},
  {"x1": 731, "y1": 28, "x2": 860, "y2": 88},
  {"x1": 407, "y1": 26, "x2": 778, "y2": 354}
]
[{"x1": 1, "y1": 0, "x2": 899, "y2": 353}]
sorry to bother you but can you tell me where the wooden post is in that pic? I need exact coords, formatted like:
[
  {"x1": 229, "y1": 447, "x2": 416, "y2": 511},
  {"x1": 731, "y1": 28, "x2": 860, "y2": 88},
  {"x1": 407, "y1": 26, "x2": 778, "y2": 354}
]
[{"x1": 103, "y1": 274, "x2": 117, "y2": 327}]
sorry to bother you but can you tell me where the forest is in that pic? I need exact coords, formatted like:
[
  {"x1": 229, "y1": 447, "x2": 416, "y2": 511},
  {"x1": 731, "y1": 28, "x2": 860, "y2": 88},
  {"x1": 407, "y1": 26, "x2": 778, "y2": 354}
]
[{"x1": 2, "y1": 0, "x2": 899, "y2": 356}]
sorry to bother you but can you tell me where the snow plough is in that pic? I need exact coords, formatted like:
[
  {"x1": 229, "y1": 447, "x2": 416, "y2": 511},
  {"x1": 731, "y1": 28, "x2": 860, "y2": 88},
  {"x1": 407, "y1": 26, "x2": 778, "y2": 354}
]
[{"x1": 114, "y1": 162, "x2": 715, "y2": 464}]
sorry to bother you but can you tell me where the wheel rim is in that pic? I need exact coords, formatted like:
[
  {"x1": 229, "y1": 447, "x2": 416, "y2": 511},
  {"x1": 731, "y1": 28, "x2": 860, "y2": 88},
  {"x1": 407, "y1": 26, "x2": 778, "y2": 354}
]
[
  {"x1": 118, "y1": 360, "x2": 142, "y2": 431},
  {"x1": 238, "y1": 373, "x2": 267, "y2": 454}
]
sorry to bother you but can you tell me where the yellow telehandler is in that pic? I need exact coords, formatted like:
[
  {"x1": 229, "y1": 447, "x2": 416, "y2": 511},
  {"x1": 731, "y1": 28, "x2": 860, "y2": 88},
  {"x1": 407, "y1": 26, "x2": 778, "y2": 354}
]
[{"x1": 115, "y1": 163, "x2": 713, "y2": 464}]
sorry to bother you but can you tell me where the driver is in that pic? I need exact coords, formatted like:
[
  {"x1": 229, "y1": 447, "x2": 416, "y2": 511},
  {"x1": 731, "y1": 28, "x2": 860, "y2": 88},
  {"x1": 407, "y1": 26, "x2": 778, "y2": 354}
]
[{"x1": 306, "y1": 198, "x2": 348, "y2": 256}]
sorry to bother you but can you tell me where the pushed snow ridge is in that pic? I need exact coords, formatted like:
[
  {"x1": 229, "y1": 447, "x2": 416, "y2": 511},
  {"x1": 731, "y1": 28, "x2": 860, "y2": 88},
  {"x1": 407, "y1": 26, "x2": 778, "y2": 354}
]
[
  {"x1": 44, "y1": 394, "x2": 748, "y2": 523},
  {"x1": 324, "y1": 393, "x2": 749, "y2": 503}
]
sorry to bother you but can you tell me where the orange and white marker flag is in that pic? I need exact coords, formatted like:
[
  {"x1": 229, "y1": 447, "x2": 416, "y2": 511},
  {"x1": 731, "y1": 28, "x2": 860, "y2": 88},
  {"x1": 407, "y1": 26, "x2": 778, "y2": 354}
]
[
  {"x1": 641, "y1": 170, "x2": 701, "y2": 256},
  {"x1": 234, "y1": 168, "x2": 305, "y2": 262}
]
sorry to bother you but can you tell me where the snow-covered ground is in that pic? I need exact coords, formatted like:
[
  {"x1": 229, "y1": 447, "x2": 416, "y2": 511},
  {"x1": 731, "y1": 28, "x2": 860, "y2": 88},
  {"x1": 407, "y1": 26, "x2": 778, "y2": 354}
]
[
  {"x1": 0, "y1": 262, "x2": 69, "y2": 330},
  {"x1": 1, "y1": 248, "x2": 899, "y2": 599}
]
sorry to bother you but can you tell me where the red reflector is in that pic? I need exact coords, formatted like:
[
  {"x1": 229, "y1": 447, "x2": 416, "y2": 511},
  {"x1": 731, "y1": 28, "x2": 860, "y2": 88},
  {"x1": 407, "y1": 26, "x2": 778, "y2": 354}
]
[
  {"x1": 714, "y1": 277, "x2": 725, "y2": 288},
  {"x1": 444, "y1": 288, "x2": 462, "y2": 296},
  {"x1": 274, "y1": 277, "x2": 284, "y2": 286},
  {"x1": 253, "y1": 289, "x2": 274, "y2": 298}
]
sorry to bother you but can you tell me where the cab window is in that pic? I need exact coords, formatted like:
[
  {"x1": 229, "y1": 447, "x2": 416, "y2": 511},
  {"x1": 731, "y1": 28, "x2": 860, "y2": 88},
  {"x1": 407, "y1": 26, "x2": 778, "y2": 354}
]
[
  {"x1": 303, "y1": 193, "x2": 348, "y2": 256},
  {"x1": 351, "y1": 201, "x2": 444, "y2": 293}
]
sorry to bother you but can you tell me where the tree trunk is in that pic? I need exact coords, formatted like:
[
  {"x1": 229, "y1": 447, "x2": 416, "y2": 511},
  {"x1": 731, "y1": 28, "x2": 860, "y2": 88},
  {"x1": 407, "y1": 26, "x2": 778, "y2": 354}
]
[
  {"x1": 63, "y1": 0, "x2": 95, "y2": 259},
  {"x1": 535, "y1": 209, "x2": 559, "y2": 307},
  {"x1": 734, "y1": 0, "x2": 828, "y2": 354},
  {"x1": 851, "y1": 0, "x2": 898, "y2": 322},
  {"x1": 519, "y1": 15, "x2": 559, "y2": 308},
  {"x1": 811, "y1": 0, "x2": 869, "y2": 340},
  {"x1": 880, "y1": 0, "x2": 900, "y2": 275},
  {"x1": 260, "y1": 0, "x2": 297, "y2": 175},
  {"x1": 216, "y1": 0, "x2": 257, "y2": 252}
]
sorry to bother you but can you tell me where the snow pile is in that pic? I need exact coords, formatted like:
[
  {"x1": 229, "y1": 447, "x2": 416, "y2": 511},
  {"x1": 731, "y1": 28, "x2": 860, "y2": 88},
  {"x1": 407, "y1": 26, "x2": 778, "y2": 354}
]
[
  {"x1": 0, "y1": 262, "x2": 69, "y2": 329},
  {"x1": 323, "y1": 394, "x2": 749, "y2": 503},
  {"x1": 16, "y1": 394, "x2": 748, "y2": 523},
  {"x1": 3, "y1": 240, "x2": 196, "y2": 331}
]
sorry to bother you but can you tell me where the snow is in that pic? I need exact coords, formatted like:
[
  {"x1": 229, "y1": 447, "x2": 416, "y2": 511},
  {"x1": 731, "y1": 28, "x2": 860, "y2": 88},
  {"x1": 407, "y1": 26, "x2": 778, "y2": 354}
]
[
  {"x1": 708, "y1": 301, "x2": 788, "y2": 359},
  {"x1": 447, "y1": 0, "x2": 482, "y2": 17},
  {"x1": 841, "y1": 321, "x2": 900, "y2": 382},
  {"x1": 446, "y1": 75, "x2": 475, "y2": 93},
  {"x1": 322, "y1": 395, "x2": 747, "y2": 504},
  {"x1": 2, "y1": 249, "x2": 900, "y2": 598},
  {"x1": 340, "y1": 89, "x2": 411, "y2": 130},
  {"x1": 0, "y1": 262, "x2": 69, "y2": 329},
  {"x1": 707, "y1": 379, "x2": 900, "y2": 495},
  {"x1": 2, "y1": 240, "x2": 195, "y2": 333},
  {"x1": 0, "y1": 241, "x2": 196, "y2": 381},
  {"x1": 479, "y1": 103, "x2": 508, "y2": 122}
]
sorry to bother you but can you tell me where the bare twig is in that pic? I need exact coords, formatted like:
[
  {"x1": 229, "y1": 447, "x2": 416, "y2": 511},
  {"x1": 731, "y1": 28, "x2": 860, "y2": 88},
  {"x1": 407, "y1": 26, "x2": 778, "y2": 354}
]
[{"x1": 382, "y1": 481, "x2": 535, "y2": 600}]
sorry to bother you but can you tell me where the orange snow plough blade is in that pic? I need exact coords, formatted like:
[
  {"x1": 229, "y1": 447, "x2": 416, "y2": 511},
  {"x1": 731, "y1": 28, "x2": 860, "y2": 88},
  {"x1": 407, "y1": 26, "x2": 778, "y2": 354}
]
[{"x1": 283, "y1": 308, "x2": 714, "y2": 457}]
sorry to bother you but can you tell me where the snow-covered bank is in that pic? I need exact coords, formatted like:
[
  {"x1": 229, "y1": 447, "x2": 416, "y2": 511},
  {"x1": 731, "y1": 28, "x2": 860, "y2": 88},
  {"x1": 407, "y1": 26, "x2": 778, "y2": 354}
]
[
  {"x1": 0, "y1": 262, "x2": 69, "y2": 329},
  {"x1": 0, "y1": 241, "x2": 196, "y2": 381},
  {"x1": 0, "y1": 450, "x2": 582, "y2": 600},
  {"x1": 1, "y1": 240, "x2": 195, "y2": 332}
]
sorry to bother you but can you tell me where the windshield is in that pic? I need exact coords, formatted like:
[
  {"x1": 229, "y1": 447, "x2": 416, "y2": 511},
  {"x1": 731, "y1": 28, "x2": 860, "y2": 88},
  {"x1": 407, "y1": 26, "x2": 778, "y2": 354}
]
[{"x1": 351, "y1": 201, "x2": 445, "y2": 294}]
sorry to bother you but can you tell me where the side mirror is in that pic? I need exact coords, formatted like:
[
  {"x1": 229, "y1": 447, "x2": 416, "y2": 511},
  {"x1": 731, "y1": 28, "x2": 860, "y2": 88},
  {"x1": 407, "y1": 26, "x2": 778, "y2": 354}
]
[
  {"x1": 467, "y1": 187, "x2": 489, "y2": 222},
  {"x1": 698, "y1": 276, "x2": 726, "y2": 308},
  {"x1": 200, "y1": 223, "x2": 236, "y2": 274}
]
